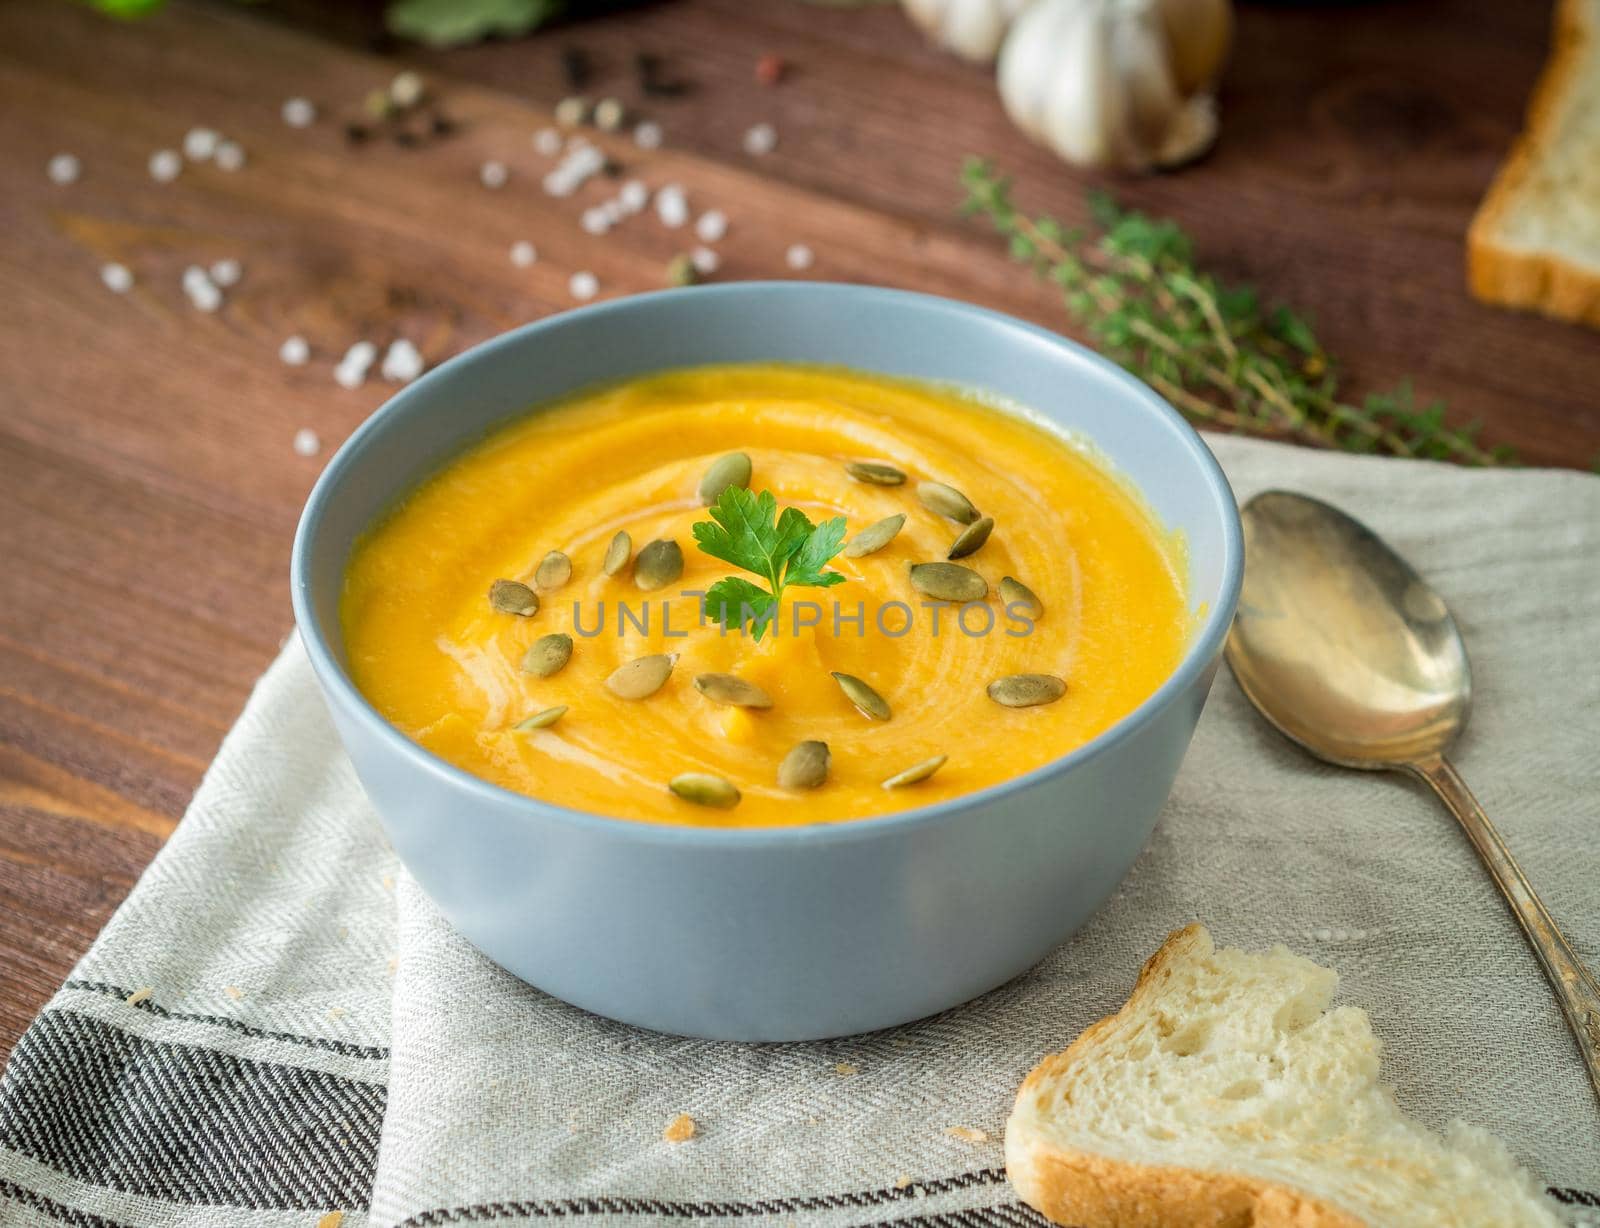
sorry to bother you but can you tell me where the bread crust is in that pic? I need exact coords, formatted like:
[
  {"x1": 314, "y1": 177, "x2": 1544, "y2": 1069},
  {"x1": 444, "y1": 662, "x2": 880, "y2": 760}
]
[
  {"x1": 1467, "y1": 0, "x2": 1600, "y2": 327},
  {"x1": 1004, "y1": 924, "x2": 1368, "y2": 1228}
]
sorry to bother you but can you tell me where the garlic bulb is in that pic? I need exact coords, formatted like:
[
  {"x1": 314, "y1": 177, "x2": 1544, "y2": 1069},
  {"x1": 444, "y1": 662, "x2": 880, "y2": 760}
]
[
  {"x1": 998, "y1": 0, "x2": 1231, "y2": 172},
  {"x1": 902, "y1": 0, "x2": 1034, "y2": 64}
]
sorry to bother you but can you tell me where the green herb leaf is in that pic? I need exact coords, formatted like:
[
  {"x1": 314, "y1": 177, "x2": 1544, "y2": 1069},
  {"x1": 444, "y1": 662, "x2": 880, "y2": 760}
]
[
  {"x1": 693, "y1": 487, "x2": 847, "y2": 640},
  {"x1": 703, "y1": 577, "x2": 778, "y2": 639},
  {"x1": 386, "y1": 0, "x2": 563, "y2": 47}
]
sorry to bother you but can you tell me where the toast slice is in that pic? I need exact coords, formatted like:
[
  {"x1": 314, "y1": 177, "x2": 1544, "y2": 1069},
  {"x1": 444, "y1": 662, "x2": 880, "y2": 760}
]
[
  {"x1": 1006, "y1": 925, "x2": 1564, "y2": 1228},
  {"x1": 1468, "y1": 0, "x2": 1600, "y2": 326}
]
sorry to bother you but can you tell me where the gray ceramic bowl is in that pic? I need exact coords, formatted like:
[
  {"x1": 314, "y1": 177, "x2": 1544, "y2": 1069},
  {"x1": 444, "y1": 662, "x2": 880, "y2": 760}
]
[{"x1": 291, "y1": 283, "x2": 1243, "y2": 1042}]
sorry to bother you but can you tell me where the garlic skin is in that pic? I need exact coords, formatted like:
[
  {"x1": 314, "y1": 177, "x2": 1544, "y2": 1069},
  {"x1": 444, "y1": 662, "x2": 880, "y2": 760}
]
[
  {"x1": 998, "y1": 0, "x2": 1231, "y2": 172},
  {"x1": 902, "y1": 0, "x2": 1034, "y2": 64}
]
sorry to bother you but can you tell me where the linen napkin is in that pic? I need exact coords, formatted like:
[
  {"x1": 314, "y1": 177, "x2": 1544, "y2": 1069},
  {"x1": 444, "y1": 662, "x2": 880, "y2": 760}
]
[{"x1": 1, "y1": 434, "x2": 1596, "y2": 1228}]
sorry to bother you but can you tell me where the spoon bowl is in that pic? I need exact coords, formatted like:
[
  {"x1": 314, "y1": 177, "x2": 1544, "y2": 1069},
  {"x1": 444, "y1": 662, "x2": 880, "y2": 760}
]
[{"x1": 1228, "y1": 490, "x2": 1471, "y2": 768}]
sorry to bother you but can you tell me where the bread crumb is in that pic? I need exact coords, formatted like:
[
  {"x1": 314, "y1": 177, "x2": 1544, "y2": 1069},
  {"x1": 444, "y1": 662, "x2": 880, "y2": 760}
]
[
  {"x1": 328, "y1": 1006, "x2": 347, "y2": 1020},
  {"x1": 944, "y1": 1126, "x2": 989, "y2": 1143},
  {"x1": 224, "y1": 986, "x2": 242, "y2": 1000},
  {"x1": 662, "y1": 1113, "x2": 696, "y2": 1143},
  {"x1": 318, "y1": 1213, "x2": 344, "y2": 1228},
  {"x1": 125, "y1": 987, "x2": 153, "y2": 1006},
  {"x1": 387, "y1": 956, "x2": 398, "y2": 974},
  {"x1": 894, "y1": 1175, "x2": 912, "y2": 1190},
  {"x1": 833, "y1": 1061, "x2": 859, "y2": 1077},
  {"x1": 381, "y1": 874, "x2": 395, "y2": 891}
]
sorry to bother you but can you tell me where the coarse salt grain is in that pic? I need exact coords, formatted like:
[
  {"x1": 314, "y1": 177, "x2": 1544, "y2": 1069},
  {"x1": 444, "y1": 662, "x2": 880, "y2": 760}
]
[
  {"x1": 390, "y1": 71, "x2": 426, "y2": 109},
  {"x1": 279, "y1": 335, "x2": 310, "y2": 366},
  {"x1": 47, "y1": 153, "x2": 80, "y2": 185},
  {"x1": 184, "y1": 267, "x2": 222, "y2": 312},
  {"x1": 282, "y1": 97, "x2": 317, "y2": 129},
  {"x1": 569, "y1": 271, "x2": 599, "y2": 301},
  {"x1": 690, "y1": 246, "x2": 720, "y2": 275},
  {"x1": 510, "y1": 240, "x2": 537, "y2": 268},
  {"x1": 381, "y1": 337, "x2": 425, "y2": 383},
  {"x1": 785, "y1": 242, "x2": 814, "y2": 271},
  {"x1": 555, "y1": 96, "x2": 589, "y2": 128},
  {"x1": 619, "y1": 179, "x2": 649, "y2": 212},
  {"x1": 480, "y1": 160, "x2": 508, "y2": 189},
  {"x1": 743, "y1": 122, "x2": 777, "y2": 156},
  {"x1": 633, "y1": 120, "x2": 663, "y2": 150},
  {"x1": 149, "y1": 149, "x2": 182, "y2": 183},
  {"x1": 695, "y1": 209, "x2": 728, "y2": 243},
  {"x1": 655, "y1": 183, "x2": 689, "y2": 228},
  {"x1": 594, "y1": 98, "x2": 626, "y2": 132},
  {"x1": 209, "y1": 258, "x2": 241, "y2": 288},
  {"x1": 533, "y1": 127, "x2": 562, "y2": 156},
  {"x1": 101, "y1": 263, "x2": 134, "y2": 293},
  {"x1": 581, "y1": 206, "x2": 611, "y2": 236},
  {"x1": 214, "y1": 141, "x2": 246, "y2": 171},
  {"x1": 335, "y1": 340, "x2": 377, "y2": 390},
  {"x1": 600, "y1": 199, "x2": 626, "y2": 224},
  {"x1": 293, "y1": 427, "x2": 321, "y2": 456},
  {"x1": 183, "y1": 127, "x2": 219, "y2": 161}
]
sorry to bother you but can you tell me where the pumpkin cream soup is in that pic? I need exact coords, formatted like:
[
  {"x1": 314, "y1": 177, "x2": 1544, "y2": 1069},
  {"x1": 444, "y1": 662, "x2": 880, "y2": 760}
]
[{"x1": 341, "y1": 364, "x2": 1188, "y2": 826}]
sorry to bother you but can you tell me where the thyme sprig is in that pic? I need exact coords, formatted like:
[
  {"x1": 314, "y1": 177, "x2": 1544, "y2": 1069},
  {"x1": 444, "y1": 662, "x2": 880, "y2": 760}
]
[{"x1": 960, "y1": 158, "x2": 1511, "y2": 466}]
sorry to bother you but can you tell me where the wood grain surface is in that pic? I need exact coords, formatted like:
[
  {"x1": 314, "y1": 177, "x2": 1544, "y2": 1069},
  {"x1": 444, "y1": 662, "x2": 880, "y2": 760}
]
[{"x1": 1, "y1": 0, "x2": 1596, "y2": 1061}]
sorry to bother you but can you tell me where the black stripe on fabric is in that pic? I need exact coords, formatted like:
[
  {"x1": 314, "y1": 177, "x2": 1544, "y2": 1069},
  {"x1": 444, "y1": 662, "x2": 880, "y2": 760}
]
[
  {"x1": 0, "y1": 1180, "x2": 138, "y2": 1228},
  {"x1": 0, "y1": 1008, "x2": 381, "y2": 1211},
  {"x1": 390, "y1": 1175, "x2": 1600, "y2": 1227},
  {"x1": 392, "y1": 1170, "x2": 1012, "y2": 1226},
  {"x1": 63, "y1": 980, "x2": 390, "y2": 1059}
]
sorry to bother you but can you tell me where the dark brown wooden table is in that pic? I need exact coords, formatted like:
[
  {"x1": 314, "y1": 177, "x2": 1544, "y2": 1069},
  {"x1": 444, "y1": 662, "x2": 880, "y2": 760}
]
[{"x1": 2, "y1": 0, "x2": 1596, "y2": 1061}]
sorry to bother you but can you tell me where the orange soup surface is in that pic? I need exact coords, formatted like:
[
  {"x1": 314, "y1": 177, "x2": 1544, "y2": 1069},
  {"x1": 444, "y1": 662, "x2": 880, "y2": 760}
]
[{"x1": 341, "y1": 364, "x2": 1190, "y2": 826}]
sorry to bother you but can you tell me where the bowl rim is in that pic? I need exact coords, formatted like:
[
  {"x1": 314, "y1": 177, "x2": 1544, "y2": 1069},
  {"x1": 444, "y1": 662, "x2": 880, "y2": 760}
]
[{"x1": 290, "y1": 282, "x2": 1244, "y2": 848}]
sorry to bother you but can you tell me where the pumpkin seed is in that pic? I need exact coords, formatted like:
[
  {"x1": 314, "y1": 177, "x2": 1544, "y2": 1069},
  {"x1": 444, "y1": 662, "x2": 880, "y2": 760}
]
[
  {"x1": 669, "y1": 772, "x2": 741, "y2": 809},
  {"x1": 633, "y1": 538, "x2": 684, "y2": 591},
  {"x1": 987, "y1": 674, "x2": 1067, "y2": 708},
  {"x1": 999, "y1": 575, "x2": 1044, "y2": 620},
  {"x1": 908, "y1": 561, "x2": 988, "y2": 602},
  {"x1": 831, "y1": 671, "x2": 891, "y2": 721},
  {"x1": 882, "y1": 754, "x2": 947, "y2": 789},
  {"x1": 535, "y1": 550, "x2": 573, "y2": 590},
  {"x1": 844, "y1": 460, "x2": 906, "y2": 486},
  {"x1": 947, "y1": 515, "x2": 995, "y2": 560},
  {"x1": 605, "y1": 652, "x2": 677, "y2": 699},
  {"x1": 841, "y1": 513, "x2": 906, "y2": 559},
  {"x1": 778, "y1": 740, "x2": 830, "y2": 789},
  {"x1": 697, "y1": 452, "x2": 753, "y2": 505},
  {"x1": 521, "y1": 632, "x2": 573, "y2": 678},
  {"x1": 513, "y1": 705, "x2": 568, "y2": 731},
  {"x1": 917, "y1": 481, "x2": 979, "y2": 524},
  {"x1": 693, "y1": 672, "x2": 774, "y2": 708},
  {"x1": 603, "y1": 530, "x2": 632, "y2": 577},
  {"x1": 489, "y1": 578, "x2": 539, "y2": 617}
]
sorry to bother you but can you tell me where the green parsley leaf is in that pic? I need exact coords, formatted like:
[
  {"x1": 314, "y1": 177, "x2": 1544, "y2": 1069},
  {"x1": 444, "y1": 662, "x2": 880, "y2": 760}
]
[
  {"x1": 693, "y1": 487, "x2": 847, "y2": 640},
  {"x1": 703, "y1": 577, "x2": 778, "y2": 638}
]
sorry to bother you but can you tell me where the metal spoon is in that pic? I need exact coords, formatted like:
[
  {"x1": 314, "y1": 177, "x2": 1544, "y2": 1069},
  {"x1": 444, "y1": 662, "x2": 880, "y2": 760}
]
[{"x1": 1226, "y1": 489, "x2": 1600, "y2": 1105}]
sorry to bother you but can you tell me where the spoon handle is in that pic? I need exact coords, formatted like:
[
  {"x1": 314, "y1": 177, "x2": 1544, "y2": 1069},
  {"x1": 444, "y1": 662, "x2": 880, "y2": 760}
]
[{"x1": 1412, "y1": 754, "x2": 1600, "y2": 1106}]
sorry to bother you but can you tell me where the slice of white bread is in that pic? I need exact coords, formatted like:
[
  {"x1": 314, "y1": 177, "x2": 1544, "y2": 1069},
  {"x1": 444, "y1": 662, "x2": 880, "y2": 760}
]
[
  {"x1": 1006, "y1": 924, "x2": 1564, "y2": 1228},
  {"x1": 1468, "y1": 0, "x2": 1600, "y2": 327}
]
